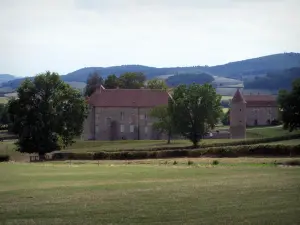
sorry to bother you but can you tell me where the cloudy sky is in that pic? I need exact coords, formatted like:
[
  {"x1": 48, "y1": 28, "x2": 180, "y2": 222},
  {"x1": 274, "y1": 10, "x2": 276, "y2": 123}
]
[{"x1": 1, "y1": 0, "x2": 299, "y2": 76}]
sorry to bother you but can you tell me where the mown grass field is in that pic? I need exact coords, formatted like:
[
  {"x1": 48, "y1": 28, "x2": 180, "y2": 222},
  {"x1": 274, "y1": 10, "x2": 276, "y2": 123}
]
[{"x1": 0, "y1": 160, "x2": 299, "y2": 225}]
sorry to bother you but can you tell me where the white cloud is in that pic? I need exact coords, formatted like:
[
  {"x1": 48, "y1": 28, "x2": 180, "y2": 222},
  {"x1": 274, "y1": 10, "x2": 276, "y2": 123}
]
[{"x1": 0, "y1": 0, "x2": 299, "y2": 76}]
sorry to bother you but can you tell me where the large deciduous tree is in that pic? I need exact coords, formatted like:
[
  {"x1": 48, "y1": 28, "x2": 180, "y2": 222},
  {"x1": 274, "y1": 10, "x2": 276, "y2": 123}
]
[
  {"x1": 278, "y1": 78, "x2": 300, "y2": 131},
  {"x1": 147, "y1": 79, "x2": 167, "y2": 90},
  {"x1": 150, "y1": 105, "x2": 174, "y2": 144},
  {"x1": 169, "y1": 83, "x2": 222, "y2": 147},
  {"x1": 0, "y1": 103, "x2": 10, "y2": 126},
  {"x1": 104, "y1": 74, "x2": 119, "y2": 89},
  {"x1": 7, "y1": 71, "x2": 88, "y2": 158},
  {"x1": 84, "y1": 72, "x2": 103, "y2": 96},
  {"x1": 118, "y1": 72, "x2": 146, "y2": 89}
]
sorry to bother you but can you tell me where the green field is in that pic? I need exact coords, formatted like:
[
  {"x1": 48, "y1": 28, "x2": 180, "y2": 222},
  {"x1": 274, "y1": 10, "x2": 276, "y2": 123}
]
[
  {"x1": 0, "y1": 161, "x2": 299, "y2": 225},
  {"x1": 267, "y1": 139, "x2": 300, "y2": 145},
  {"x1": 0, "y1": 97, "x2": 7, "y2": 104}
]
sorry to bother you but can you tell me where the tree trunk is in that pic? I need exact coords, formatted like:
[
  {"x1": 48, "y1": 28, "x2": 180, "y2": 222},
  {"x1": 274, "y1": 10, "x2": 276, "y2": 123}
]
[
  {"x1": 39, "y1": 153, "x2": 45, "y2": 161},
  {"x1": 167, "y1": 131, "x2": 171, "y2": 144}
]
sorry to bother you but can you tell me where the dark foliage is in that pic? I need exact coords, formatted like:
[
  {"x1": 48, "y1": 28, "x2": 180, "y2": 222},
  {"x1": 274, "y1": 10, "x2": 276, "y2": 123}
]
[
  {"x1": 278, "y1": 78, "x2": 300, "y2": 131},
  {"x1": 84, "y1": 72, "x2": 103, "y2": 97},
  {"x1": 48, "y1": 144, "x2": 300, "y2": 161},
  {"x1": 0, "y1": 155, "x2": 10, "y2": 162}
]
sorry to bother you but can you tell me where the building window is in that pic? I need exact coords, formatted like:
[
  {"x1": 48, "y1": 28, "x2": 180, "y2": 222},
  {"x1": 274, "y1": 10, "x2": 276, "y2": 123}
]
[
  {"x1": 240, "y1": 109, "x2": 241, "y2": 112},
  {"x1": 145, "y1": 126, "x2": 148, "y2": 134},
  {"x1": 120, "y1": 112, "x2": 124, "y2": 121},
  {"x1": 95, "y1": 125, "x2": 99, "y2": 133},
  {"x1": 144, "y1": 114, "x2": 148, "y2": 120},
  {"x1": 120, "y1": 124, "x2": 125, "y2": 133},
  {"x1": 140, "y1": 114, "x2": 144, "y2": 120},
  {"x1": 130, "y1": 125, "x2": 134, "y2": 133}
]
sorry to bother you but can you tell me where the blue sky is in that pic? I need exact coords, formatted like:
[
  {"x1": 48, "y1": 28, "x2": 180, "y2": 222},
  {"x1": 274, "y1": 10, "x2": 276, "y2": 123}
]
[{"x1": 1, "y1": 0, "x2": 299, "y2": 76}]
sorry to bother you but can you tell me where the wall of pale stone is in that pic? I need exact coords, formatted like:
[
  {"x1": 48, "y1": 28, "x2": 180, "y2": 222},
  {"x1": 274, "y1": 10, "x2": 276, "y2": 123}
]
[
  {"x1": 88, "y1": 107, "x2": 162, "y2": 141},
  {"x1": 246, "y1": 107, "x2": 278, "y2": 126}
]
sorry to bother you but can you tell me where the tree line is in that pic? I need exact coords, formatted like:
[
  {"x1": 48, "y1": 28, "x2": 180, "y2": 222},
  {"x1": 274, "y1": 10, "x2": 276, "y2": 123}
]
[
  {"x1": 84, "y1": 72, "x2": 167, "y2": 97},
  {"x1": 1, "y1": 71, "x2": 299, "y2": 159}
]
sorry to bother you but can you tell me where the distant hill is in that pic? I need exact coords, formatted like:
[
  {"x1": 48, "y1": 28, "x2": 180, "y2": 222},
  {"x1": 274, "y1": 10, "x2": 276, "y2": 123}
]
[
  {"x1": 244, "y1": 67, "x2": 300, "y2": 90},
  {"x1": 1, "y1": 52, "x2": 300, "y2": 92},
  {"x1": 0, "y1": 74, "x2": 16, "y2": 84},
  {"x1": 203, "y1": 52, "x2": 300, "y2": 78}
]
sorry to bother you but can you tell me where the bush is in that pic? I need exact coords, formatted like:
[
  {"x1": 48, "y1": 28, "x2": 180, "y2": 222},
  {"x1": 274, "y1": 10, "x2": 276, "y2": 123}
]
[
  {"x1": 87, "y1": 133, "x2": 300, "y2": 153},
  {"x1": 173, "y1": 160, "x2": 178, "y2": 165},
  {"x1": 47, "y1": 144, "x2": 300, "y2": 161},
  {"x1": 0, "y1": 155, "x2": 10, "y2": 162},
  {"x1": 212, "y1": 160, "x2": 219, "y2": 165},
  {"x1": 283, "y1": 160, "x2": 300, "y2": 166},
  {"x1": 187, "y1": 160, "x2": 194, "y2": 165}
]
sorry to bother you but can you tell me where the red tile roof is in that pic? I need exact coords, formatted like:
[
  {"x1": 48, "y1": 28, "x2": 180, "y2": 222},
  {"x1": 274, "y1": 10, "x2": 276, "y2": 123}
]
[
  {"x1": 88, "y1": 86, "x2": 170, "y2": 107},
  {"x1": 232, "y1": 89, "x2": 246, "y2": 103},
  {"x1": 244, "y1": 94, "x2": 277, "y2": 107}
]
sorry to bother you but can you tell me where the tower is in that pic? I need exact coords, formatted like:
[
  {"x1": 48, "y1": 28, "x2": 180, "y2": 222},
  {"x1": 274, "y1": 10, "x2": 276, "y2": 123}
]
[{"x1": 230, "y1": 88, "x2": 246, "y2": 139}]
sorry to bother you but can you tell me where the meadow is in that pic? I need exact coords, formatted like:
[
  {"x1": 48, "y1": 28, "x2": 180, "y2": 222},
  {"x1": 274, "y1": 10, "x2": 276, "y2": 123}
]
[{"x1": 0, "y1": 160, "x2": 299, "y2": 225}]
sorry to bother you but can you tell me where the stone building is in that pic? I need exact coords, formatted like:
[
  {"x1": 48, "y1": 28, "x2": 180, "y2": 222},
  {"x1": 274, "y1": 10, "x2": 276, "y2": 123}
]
[
  {"x1": 230, "y1": 88, "x2": 279, "y2": 139},
  {"x1": 83, "y1": 85, "x2": 170, "y2": 140}
]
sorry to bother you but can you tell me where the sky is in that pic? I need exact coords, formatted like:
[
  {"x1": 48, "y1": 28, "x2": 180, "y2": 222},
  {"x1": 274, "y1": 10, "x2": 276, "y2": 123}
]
[{"x1": 0, "y1": 0, "x2": 300, "y2": 76}]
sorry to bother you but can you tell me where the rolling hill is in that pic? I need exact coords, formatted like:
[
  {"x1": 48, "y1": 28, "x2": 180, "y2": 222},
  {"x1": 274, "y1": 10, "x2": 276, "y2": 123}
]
[
  {"x1": 1, "y1": 52, "x2": 300, "y2": 92},
  {"x1": 0, "y1": 74, "x2": 17, "y2": 84}
]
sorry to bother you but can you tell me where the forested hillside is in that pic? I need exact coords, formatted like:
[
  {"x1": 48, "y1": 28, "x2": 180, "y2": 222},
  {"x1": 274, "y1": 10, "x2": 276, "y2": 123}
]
[{"x1": 244, "y1": 67, "x2": 300, "y2": 90}]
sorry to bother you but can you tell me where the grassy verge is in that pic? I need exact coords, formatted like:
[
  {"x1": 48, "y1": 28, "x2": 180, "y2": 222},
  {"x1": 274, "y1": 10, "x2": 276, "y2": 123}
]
[{"x1": 0, "y1": 161, "x2": 299, "y2": 225}]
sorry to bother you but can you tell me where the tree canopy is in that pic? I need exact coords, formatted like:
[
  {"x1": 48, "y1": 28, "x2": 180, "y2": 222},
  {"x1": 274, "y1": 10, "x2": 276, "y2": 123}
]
[
  {"x1": 7, "y1": 71, "x2": 88, "y2": 157},
  {"x1": 104, "y1": 74, "x2": 119, "y2": 89},
  {"x1": 278, "y1": 78, "x2": 300, "y2": 131},
  {"x1": 84, "y1": 72, "x2": 103, "y2": 96},
  {"x1": 146, "y1": 79, "x2": 167, "y2": 90},
  {"x1": 0, "y1": 103, "x2": 10, "y2": 126},
  {"x1": 118, "y1": 72, "x2": 146, "y2": 89},
  {"x1": 150, "y1": 105, "x2": 174, "y2": 144},
  {"x1": 169, "y1": 83, "x2": 222, "y2": 147}
]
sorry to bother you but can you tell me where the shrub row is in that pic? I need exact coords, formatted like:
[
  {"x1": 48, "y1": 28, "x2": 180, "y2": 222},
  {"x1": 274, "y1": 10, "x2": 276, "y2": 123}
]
[
  {"x1": 48, "y1": 144, "x2": 300, "y2": 161},
  {"x1": 86, "y1": 133, "x2": 300, "y2": 153},
  {"x1": 0, "y1": 155, "x2": 10, "y2": 162}
]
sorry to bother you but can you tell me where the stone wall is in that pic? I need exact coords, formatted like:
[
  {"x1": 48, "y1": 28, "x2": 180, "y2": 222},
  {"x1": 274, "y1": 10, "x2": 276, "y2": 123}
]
[
  {"x1": 246, "y1": 107, "x2": 278, "y2": 126},
  {"x1": 85, "y1": 107, "x2": 163, "y2": 140}
]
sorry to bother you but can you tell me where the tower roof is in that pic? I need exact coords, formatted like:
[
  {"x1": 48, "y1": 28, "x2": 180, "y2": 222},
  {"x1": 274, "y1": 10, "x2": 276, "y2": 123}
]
[{"x1": 232, "y1": 88, "x2": 246, "y2": 103}]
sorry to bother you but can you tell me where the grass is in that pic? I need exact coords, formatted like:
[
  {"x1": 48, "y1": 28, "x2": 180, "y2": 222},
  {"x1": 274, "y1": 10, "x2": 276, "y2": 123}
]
[
  {"x1": 0, "y1": 160, "x2": 299, "y2": 225},
  {"x1": 221, "y1": 96, "x2": 232, "y2": 101},
  {"x1": 246, "y1": 126, "x2": 300, "y2": 138},
  {"x1": 0, "y1": 97, "x2": 7, "y2": 104},
  {"x1": 266, "y1": 139, "x2": 300, "y2": 145}
]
